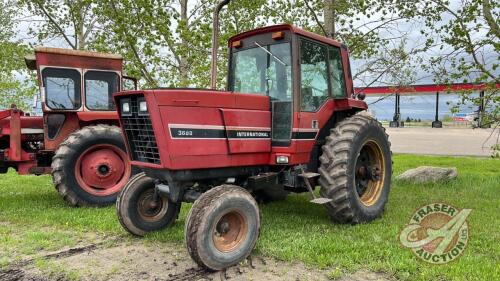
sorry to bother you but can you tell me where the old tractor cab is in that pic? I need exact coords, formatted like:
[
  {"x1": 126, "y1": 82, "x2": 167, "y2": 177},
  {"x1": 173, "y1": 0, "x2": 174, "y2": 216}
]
[{"x1": 0, "y1": 47, "x2": 137, "y2": 206}]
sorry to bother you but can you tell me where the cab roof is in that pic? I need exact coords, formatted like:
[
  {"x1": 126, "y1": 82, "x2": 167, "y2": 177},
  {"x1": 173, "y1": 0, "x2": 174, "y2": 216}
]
[
  {"x1": 25, "y1": 47, "x2": 123, "y2": 71},
  {"x1": 228, "y1": 24, "x2": 345, "y2": 49}
]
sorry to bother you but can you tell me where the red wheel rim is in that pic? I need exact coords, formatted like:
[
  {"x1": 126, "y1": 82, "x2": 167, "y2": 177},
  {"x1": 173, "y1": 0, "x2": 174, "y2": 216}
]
[{"x1": 75, "y1": 144, "x2": 131, "y2": 196}]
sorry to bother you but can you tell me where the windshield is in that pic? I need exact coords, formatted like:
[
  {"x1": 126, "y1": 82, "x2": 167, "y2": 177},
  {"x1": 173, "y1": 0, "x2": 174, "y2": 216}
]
[
  {"x1": 85, "y1": 71, "x2": 120, "y2": 111},
  {"x1": 42, "y1": 68, "x2": 81, "y2": 110},
  {"x1": 230, "y1": 42, "x2": 292, "y2": 101}
]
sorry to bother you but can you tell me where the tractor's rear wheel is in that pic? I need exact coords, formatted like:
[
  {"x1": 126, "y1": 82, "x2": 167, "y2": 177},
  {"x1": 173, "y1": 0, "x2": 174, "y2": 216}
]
[
  {"x1": 318, "y1": 113, "x2": 392, "y2": 224},
  {"x1": 116, "y1": 173, "x2": 181, "y2": 236},
  {"x1": 51, "y1": 124, "x2": 135, "y2": 207},
  {"x1": 185, "y1": 185, "x2": 260, "y2": 271}
]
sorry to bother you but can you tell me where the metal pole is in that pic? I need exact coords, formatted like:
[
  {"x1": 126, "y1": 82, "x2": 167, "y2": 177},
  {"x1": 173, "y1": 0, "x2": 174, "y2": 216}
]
[
  {"x1": 435, "y1": 91, "x2": 439, "y2": 122},
  {"x1": 478, "y1": 90, "x2": 485, "y2": 128},
  {"x1": 432, "y1": 91, "x2": 442, "y2": 128},
  {"x1": 390, "y1": 93, "x2": 400, "y2": 127},
  {"x1": 210, "y1": 0, "x2": 231, "y2": 90}
]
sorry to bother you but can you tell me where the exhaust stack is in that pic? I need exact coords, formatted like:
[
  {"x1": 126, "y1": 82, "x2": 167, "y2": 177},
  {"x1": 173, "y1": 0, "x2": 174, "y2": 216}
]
[{"x1": 210, "y1": 0, "x2": 231, "y2": 89}]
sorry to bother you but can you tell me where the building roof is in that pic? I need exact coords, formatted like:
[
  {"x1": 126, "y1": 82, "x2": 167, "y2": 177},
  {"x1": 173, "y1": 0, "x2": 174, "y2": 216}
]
[{"x1": 355, "y1": 83, "x2": 500, "y2": 95}]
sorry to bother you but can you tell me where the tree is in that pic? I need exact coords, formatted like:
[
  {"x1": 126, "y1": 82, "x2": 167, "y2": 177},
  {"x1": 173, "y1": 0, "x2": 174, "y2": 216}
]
[
  {"x1": 394, "y1": 0, "x2": 499, "y2": 155},
  {"x1": 264, "y1": 0, "x2": 427, "y2": 90},
  {"x1": 21, "y1": 0, "x2": 100, "y2": 50},
  {"x1": 0, "y1": 1, "x2": 37, "y2": 111},
  {"x1": 88, "y1": 0, "x2": 271, "y2": 88}
]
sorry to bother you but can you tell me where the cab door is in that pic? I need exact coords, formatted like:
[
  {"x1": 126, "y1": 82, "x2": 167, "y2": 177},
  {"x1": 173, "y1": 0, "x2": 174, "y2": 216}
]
[
  {"x1": 296, "y1": 38, "x2": 347, "y2": 152},
  {"x1": 231, "y1": 40, "x2": 294, "y2": 148}
]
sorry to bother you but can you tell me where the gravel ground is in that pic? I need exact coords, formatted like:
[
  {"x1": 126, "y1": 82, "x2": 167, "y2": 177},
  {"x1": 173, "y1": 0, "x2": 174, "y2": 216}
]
[{"x1": 386, "y1": 127, "x2": 498, "y2": 157}]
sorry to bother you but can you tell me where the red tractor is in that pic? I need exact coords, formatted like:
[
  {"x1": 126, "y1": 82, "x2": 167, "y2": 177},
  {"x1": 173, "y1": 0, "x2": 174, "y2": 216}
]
[
  {"x1": 115, "y1": 0, "x2": 391, "y2": 271},
  {"x1": 0, "y1": 47, "x2": 137, "y2": 206}
]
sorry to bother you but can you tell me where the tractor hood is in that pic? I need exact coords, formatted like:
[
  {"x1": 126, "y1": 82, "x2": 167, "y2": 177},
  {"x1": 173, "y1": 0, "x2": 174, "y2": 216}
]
[
  {"x1": 147, "y1": 89, "x2": 270, "y2": 111},
  {"x1": 113, "y1": 89, "x2": 272, "y2": 170}
]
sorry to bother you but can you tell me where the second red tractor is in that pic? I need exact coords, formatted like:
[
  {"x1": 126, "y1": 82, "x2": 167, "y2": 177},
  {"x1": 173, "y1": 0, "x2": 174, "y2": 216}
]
[{"x1": 0, "y1": 47, "x2": 137, "y2": 206}]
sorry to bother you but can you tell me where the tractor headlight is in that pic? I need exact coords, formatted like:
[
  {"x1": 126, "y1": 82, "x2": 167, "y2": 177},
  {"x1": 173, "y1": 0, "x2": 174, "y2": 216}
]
[
  {"x1": 138, "y1": 97, "x2": 148, "y2": 116},
  {"x1": 122, "y1": 102, "x2": 130, "y2": 113},
  {"x1": 276, "y1": 155, "x2": 289, "y2": 164},
  {"x1": 120, "y1": 98, "x2": 132, "y2": 116}
]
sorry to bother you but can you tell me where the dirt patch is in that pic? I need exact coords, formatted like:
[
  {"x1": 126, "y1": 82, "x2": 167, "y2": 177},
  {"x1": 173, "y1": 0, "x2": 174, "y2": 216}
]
[
  {"x1": 0, "y1": 268, "x2": 49, "y2": 281},
  {"x1": 337, "y1": 270, "x2": 395, "y2": 281},
  {"x1": 24, "y1": 241, "x2": 334, "y2": 281},
  {"x1": 2, "y1": 240, "x2": 395, "y2": 281}
]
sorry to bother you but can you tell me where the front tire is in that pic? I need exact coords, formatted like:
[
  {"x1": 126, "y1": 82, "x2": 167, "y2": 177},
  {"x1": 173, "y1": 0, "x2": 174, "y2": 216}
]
[
  {"x1": 51, "y1": 125, "x2": 135, "y2": 207},
  {"x1": 318, "y1": 114, "x2": 392, "y2": 224},
  {"x1": 116, "y1": 173, "x2": 181, "y2": 236},
  {"x1": 185, "y1": 185, "x2": 260, "y2": 271}
]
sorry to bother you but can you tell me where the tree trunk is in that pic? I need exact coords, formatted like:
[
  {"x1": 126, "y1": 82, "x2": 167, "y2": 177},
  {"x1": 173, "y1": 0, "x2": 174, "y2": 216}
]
[
  {"x1": 179, "y1": 0, "x2": 189, "y2": 86},
  {"x1": 483, "y1": 0, "x2": 500, "y2": 39},
  {"x1": 77, "y1": 16, "x2": 86, "y2": 50},
  {"x1": 324, "y1": 0, "x2": 335, "y2": 39}
]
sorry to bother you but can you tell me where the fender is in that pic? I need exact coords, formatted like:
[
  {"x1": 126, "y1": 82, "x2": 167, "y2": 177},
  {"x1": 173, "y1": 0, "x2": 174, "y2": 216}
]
[
  {"x1": 76, "y1": 111, "x2": 119, "y2": 122},
  {"x1": 333, "y1": 98, "x2": 368, "y2": 111}
]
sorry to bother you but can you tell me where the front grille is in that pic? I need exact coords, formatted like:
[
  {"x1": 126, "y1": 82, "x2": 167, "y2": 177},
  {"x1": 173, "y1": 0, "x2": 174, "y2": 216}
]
[{"x1": 120, "y1": 95, "x2": 160, "y2": 164}]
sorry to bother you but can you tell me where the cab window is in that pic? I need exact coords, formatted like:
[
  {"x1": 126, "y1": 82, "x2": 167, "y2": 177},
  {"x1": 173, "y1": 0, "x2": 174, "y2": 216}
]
[
  {"x1": 300, "y1": 39, "x2": 329, "y2": 111},
  {"x1": 231, "y1": 42, "x2": 292, "y2": 101},
  {"x1": 42, "y1": 68, "x2": 81, "y2": 110},
  {"x1": 328, "y1": 46, "x2": 346, "y2": 98},
  {"x1": 85, "y1": 71, "x2": 120, "y2": 110}
]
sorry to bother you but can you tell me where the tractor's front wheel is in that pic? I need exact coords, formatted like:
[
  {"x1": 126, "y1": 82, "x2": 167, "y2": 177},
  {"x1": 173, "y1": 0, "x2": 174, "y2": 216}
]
[
  {"x1": 116, "y1": 173, "x2": 181, "y2": 236},
  {"x1": 52, "y1": 124, "x2": 135, "y2": 207},
  {"x1": 185, "y1": 185, "x2": 260, "y2": 271},
  {"x1": 318, "y1": 113, "x2": 392, "y2": 224}
]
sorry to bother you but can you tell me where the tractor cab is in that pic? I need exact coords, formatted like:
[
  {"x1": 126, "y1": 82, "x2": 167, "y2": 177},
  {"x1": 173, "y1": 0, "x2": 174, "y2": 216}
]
[
  {"x1": 227, "y1": 25, "x2": 365, "y2": 165},
  {"x1": 25, "y1": 47, "x2": 136, "y2": 149}
]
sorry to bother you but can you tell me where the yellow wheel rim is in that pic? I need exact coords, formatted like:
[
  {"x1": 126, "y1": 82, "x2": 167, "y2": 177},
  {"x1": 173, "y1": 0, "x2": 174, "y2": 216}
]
[{"x1": 355, "y1": 139, "x2": 385, "y2": 206}]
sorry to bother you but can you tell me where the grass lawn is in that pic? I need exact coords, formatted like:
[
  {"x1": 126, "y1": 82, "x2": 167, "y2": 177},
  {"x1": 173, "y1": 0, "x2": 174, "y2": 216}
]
[{"x1": 0, "y1": 154, "x2": 498, "y2": 280}]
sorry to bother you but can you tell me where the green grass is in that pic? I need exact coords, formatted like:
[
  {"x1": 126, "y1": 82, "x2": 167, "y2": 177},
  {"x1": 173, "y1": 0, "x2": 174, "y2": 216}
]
[
  {"x1": 35, "y1": 258, "x2": 82, "y2": 281},
  {"x1": 0, "y1": 155, "x2": 498, "y2": 280}
]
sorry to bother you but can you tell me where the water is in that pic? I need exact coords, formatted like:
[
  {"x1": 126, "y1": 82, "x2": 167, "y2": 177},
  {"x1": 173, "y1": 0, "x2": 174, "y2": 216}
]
[{"x1": 365, "y1": 93, "x2": 481, "y2": 121}]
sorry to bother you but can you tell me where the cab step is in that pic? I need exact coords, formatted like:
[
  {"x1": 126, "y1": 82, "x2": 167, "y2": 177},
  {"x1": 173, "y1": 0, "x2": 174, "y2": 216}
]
[
  {"x1": 299, "y1": 172, "x2": 320, "y2": 179},
  {"x1": 299, "y1": 167, "x2": 332, "y2": 205},
  {"x1": 310, "y1": 197, "x2": 333, "y2": 204}
]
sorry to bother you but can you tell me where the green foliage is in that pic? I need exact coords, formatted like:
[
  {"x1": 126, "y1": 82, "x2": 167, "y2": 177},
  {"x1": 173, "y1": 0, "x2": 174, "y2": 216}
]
[
  {"x1": 88, "y1": 0, "x2": 271, "y2": 88},
  {"x1": 393, "y1": 0, "x2": 499, "y2": 125},
  {"x1": 21, "y1": 0, "x2": 98, "y2": 50},
  {"x1": 0, "y1": 1, "x2": 37, "y2": 111},
  {"x1": 491, "y1": 143, "x2": 500, "y2": 158}
]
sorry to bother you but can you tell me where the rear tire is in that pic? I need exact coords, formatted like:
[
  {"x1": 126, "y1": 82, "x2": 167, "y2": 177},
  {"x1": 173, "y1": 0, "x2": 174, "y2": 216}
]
[
  {"x1": 117, "y1": 173, "x2": 181, "y2": 236},
  {"x1": 185, "y1": 185, "x2": 260, "y2": 271},
  {"x1": 51, "y1": 125, "x2": 136, "y2": 207},
  {"x1": 318, "y1": 114, "x2": 392, "y2": 224}
]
